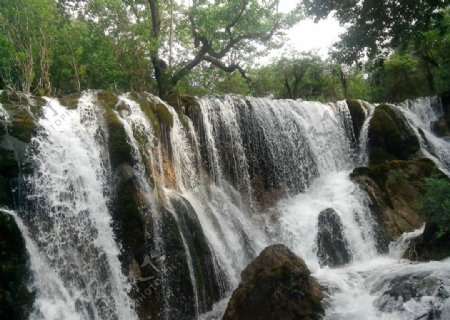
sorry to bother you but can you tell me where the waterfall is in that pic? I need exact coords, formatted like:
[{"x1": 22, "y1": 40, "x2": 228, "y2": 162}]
[
  {"x1": 357, "y1": 101, "x2": 376, "y2": 166},
  {"x1": 394, "y1": 97, "x2": 450, "y2": 175},
  {"x1": 16, "y1": 94, "x2": 137, "y2": 320},
  {"x1": 2, "y1": 92, "x2": 450, "y2": 320}
]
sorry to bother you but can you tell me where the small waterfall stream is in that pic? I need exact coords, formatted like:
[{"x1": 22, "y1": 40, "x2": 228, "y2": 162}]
[{"x1": 1, "y1": 92, "x2": 450, "y2": 319}]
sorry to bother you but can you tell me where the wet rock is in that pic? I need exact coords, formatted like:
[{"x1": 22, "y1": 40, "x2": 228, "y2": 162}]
[
  {"x1": 317, "y1": 208, "x2": 352, "y2": 267},
  {"x1": 403, "y1": 223, "x2": 450, "y2": 261},
  {"x1": 0, "y1": 212, "x2": 33, "y2": 320},
  {"x1": 372, "y1": 268, "x2": 450, "y2": 319},
  {"x1": 223, "y1": 244, "x2": 324, "y2": 320},
  {"x1": 432, "y1": 116, "x2": 450, "y2": 137},
  {"x1": 346, "y1": 99, "x2": 367, "y2": 140},
  {"x1": 351, "y1": 159, "x2": 436, "y2": 242},
  {"x1": 169, "y1": 195, "x2": 227, "y2": 312},
  {"x1": 59, "y1": 92, "x2": 81, "y2": 109},
  {"x1": 368, "y1": 104, "x2": 420, "y2": 165}
]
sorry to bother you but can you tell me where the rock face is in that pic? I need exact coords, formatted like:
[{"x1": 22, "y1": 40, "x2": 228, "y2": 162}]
[
  {"x1": 403, "y1": 223, "x2": 450, "y2": 261},
  {"x1": 351, "y1": 159, "x2": 436, "y2": 242},
  {"x1": 368, "y1": 104, "x2": 420, "y2": 165},
  {"x1": 432, "y1": 92, "x2": 450, "y2": 137},
  {"x1": 317, "y1": 208, "x2": 352, "y2": 267},
  {"x1": 223, "y1": 244, "x2": 324, "y2": 320},
  {"x1": 347, "y1": 99, "x2": 370, "y2": 140},
  {"x1": 0, "y1": 212, "x2": 33, "y2": 320}
]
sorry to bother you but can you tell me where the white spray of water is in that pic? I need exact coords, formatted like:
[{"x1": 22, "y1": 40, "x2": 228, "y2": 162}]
[
  {"x1": 357, "y1": 101, "x2": 376, "y2": 166},
  {"x1": 1, "y1": 207, "x2": 82, "y2": 320},
  {"x1": 23, "y1": 94, "x2": 136, "y2": 320},
  {"x1": 272, "y1": 171, "x2": 379, "y2": 272},
  {"x1": 396, "y1": 97, "x2": 450, "y2": 175}
]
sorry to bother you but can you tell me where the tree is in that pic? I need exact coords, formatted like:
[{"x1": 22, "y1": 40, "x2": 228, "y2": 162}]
[
  {"x1": 305, "y1": 0, "x2": 448, "y2": 63},
  {"x1": 368, "y1": 54, "x2": 428, "y2": 102},
  {"x1": 147, "y1": 0, "x2": 302, "y2": 99}
]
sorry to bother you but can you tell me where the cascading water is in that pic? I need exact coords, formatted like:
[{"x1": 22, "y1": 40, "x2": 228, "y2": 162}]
[
  {"x1": 10, "y1": 93, "x2": 137, "y2": 320},
  {"x1": 2, "y1": 91, "x2": 450, "y2": 320},
  {"x1": 396, "y1": 97, "x2": 450, "y2": 175}
]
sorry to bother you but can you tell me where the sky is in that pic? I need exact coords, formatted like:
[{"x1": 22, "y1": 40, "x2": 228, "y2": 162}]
[{"x1": 278, "y1": 0, "x2": 344, "y2": 58}]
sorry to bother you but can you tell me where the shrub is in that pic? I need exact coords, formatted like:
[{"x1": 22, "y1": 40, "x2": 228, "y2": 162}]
[{"x1": 420, "y1": 175, "x2": 450, "y2": 237}]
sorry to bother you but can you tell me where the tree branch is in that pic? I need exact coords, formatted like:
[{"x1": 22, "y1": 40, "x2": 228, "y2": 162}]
[{"x1": 203, "y1": 55, "x2": 251, "y2": 83}]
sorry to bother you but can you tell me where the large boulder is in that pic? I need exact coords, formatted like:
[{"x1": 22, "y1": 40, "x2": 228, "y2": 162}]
[
  {"x1": 351, "y1": 159, "x2": 436, "y2": 242},
  {"x1": 223, "y1": 244, "x2": 324, "y2": 320},
  {"x1": 317, "y1": 208, "x2": 351, "y2": 267},
  {"x1": 368, "y1": 104, "x2": 420, "y2": 165}
]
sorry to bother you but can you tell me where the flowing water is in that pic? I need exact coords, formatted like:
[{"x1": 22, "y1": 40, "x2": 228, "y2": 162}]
[{"x1": 1, "y1": 93, "x2": 450, "y2": 319}]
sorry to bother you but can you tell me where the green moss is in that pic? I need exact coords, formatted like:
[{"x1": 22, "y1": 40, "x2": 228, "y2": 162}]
[
  {"x1": 97, "y1": 91, "x2": 118, "y2": 110},
  {"x1": 137, "y1": 100, "x2": 161, "y2": 135},
  {"x1": 167, "y1": 93, "x2": 200, "y2": 110},
  {"x1": 97, "y1": 92, "x2": 134, "y2": 168},
  {"x1": 177, "y1": 113, "x2": 190, "y2": 131},
  {"x1": 150, "y1": 101, "x2": 173, "y2": 128},
  {"x1": 8, "y1": 109, "x2": 36, "y2": 143},
  {"x1": 351, "y1": 159, "x2": 435, "y2": 195},
  {"x1": 103, "y1": 107, "x2": 134, "y2": 168},
  {"x1": 0, "y1": 91, "x2": 9, "y2": 103},
  {"x1": 368, "y1": 104, "x2": 420, "y2": 164},
  {"x1": 138, "y1": 99, "x2": 174, "y2": 135},
  {"x1": 59, "y1": 93, "x2": 81, "y2": 110},
  {"x1": 167, "y1": 93, "x2": 197, "y2": 132}
]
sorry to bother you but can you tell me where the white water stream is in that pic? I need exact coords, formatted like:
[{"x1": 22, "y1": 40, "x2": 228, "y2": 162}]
[{"x1": 2, "y1": 93, "x2": 450, "y2": 319}]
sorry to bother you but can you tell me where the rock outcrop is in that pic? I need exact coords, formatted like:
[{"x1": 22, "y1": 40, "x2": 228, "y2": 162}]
[
  {"x1": 317, "y1": 208, "x2": 352, "y2": 267},
  {"x1": 432, "y1": 92, "x2": 450, "y2": 137},
  {"x1": 403, "y1": 223, "x2": 450, "y2": 261},
  {"x1": 0, "y1": 212, "x2": 33, "y2": 320},
  {"x1": 346, "y1": 99, "x2": 370, "y2": 140},
  {"x1": 223, "y1": 244, "x2": 324, "y2": 320},
  {"x1": 367, "y1": 104, "x2": 420, "y2": 165},
  {"x1": 351, "y1": 159, "x2": 436, "y2": 242}
]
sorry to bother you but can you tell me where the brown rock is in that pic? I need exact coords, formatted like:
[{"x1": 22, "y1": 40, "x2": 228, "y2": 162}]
[
  {"x1": 351, "y1": 159, "x2": 436, "y2": 241},
  {"x1": 223, "y1": 244, "x2": 324, "y2": 320}
]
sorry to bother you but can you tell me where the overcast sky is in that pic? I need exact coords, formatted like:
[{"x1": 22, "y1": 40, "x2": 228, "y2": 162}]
[{"x1": 278, "y1": 0, "x2": 344, "y2": 58}]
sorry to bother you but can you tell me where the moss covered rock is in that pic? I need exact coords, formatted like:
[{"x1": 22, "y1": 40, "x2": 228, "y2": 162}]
[
  {"x1": 368, "y1": 104, "x2": 420, "y2": 165},
  {"x1": 59, "y1": 93, "x2": 81, "y2": 110},
  {"x1": 351, "y1": 159, "x2": 436, "y2": 242},
  {"x1": 223, "y1": 244, "x2": 324, "y2": 320},
  {"x1": 138, "y1": 208, "x2": 196, "y2": 320},
  {"x1": 167, "y1": 93, "x2": 200, "y2": 111},
  {"x1": 169, "y1": 195, "x2": 226, "y2": 312},
  {"x1": 347, "y1": 99, "x2": 368, "y2": 140},
  {"x1": 128, "y1": 92, "x2": 174, "y2": 136},
  {"x1": 97, "y1": 91, "x2": 119, "y2": 110}
]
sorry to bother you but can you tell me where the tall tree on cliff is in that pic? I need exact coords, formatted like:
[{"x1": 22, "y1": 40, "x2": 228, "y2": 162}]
[{"x1": 147, "y1": 0, "x2": 302, "y2": 99}]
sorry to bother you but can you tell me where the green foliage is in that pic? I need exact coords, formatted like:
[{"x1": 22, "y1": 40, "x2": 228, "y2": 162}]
[
  {"x1": 420, "y1": 175, "x2": 450, "y2": 237},
  {"x1": 368, "y1": 54, "x2": 429, "y2": 102},
  {"x1": 305, "y1": 0, "x2": 448, "y2": 63}
]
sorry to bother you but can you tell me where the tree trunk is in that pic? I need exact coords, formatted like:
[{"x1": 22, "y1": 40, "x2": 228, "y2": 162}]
[{"x1": 152, "y1": 57, "x2": 172, "y2": 100}]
